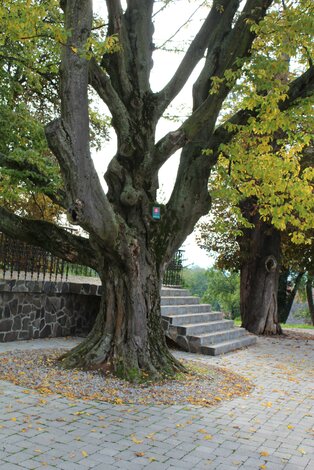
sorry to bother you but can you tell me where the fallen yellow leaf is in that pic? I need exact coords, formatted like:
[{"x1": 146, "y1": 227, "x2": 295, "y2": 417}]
[
  {"x1": 81, "y1": 450, "x2": 88, "y2": 458},
  {"x1": 262, "y1": 402, "x2": 272, "y2": 408},
  {"x1": 260, "y1": 451, "x2": 269, "y2": 457},
  {"x1": 114, "y1": 398, "x2": 123, "y2": 405},
  {"x1": 131, "y1": 434, "x2": 143, "y2": 444}
]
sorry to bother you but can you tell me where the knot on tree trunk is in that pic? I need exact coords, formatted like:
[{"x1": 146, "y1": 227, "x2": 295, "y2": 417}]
[
  {"x1": 120, "y1": 184, "x2": 141, "y2": 207},
  {"x1": 265, "y1": 255, "x2": 277, "y2": 273}
]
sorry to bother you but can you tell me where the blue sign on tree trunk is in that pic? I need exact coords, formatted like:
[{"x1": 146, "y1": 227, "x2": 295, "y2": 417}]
[{"x1": 152, "y1": 206, "x2": 161, "y2": 220}]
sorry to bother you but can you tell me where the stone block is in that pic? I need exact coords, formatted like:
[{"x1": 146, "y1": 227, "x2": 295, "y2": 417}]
[
  {"x1": 22, "y1": 317, "x2": 30, "y2": 330},
  {"x1": 18, "y1": 330, "x2": 30, "y2": 340},
  {"x1": 8, "y1": 298, "x2": 18, "y2": 315},
  {"x1": 12, "y1": 316, "x2": 21, "y2": 330},
  {"x1": 0, "y1": 318, "x2": 13, "y2": 332},
  {"x1": 4, "y1": 305, "x2": 11, "y2": 318},
  {"x1": 39, "y1": 324, "x2": 52, "y2": 338},
  {"x1": 4, "y1": 331, "x2": 18, "y2": 341}
]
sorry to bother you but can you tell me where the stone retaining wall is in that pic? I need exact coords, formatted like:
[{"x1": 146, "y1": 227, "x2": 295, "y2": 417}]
[{"x1": 0, "y1": 279, "x2": 102, "y2": 342}]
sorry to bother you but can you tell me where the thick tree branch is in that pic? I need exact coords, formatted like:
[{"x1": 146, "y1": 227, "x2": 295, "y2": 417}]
[
  {"x1": 155, "y1": 0, "x2": 240, "y2": 117},
  {"x1": 156, "y1": 0, "x2": 275, "y2": 260},
  {"x1": 104, "y1": 0, "x2": 133, "y2": 101},
  {"x1": 89, "y1": 58, "x2": 130, "y2": 137},
  {"x1": 0, "y1": 207, "x2": 97, "y2": 269},
  {"x1": 153, "y1": 0, "x2": 274, "y2": 171},
  {"x1": 46, "y1": 0, "x2": 119, "y2": 246},
  {"x1": 45, "y1": 119, "x2": 118, "y2": 245},
  {"x1": 124, "y1": 0, "x2": 154, "y2": 92}
]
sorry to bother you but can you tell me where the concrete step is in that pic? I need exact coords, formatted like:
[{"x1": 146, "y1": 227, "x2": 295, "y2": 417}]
[
  {"x1": 188, "y1": 327, "x2": 247, "y2": 348},
  {"x1": 161, "y1": 287, "x2": 257, "y2": 356},
  {"x1": 161, "y1": 304, "x2": 212, "y2": 315},
  {"x1": 171, "y1": 319, "x2": 235, "y2": 336},
  {"x1": 163, "y1": 312, "x2": 223, "y2": 326},
  {"x1": 201, "y1": 335, "x2": 257, "y2": 356},
  {"x1": 161, "y1": 296, "x2": 199, "y2": 306},
  {"x1": 161, "y1": 288, "x2": 190, "y2": 297}
]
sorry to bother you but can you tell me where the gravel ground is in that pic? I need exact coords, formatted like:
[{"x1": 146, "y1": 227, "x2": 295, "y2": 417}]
[{"x1": 0, "y1": 347, "x2": 252, "y2": 407}]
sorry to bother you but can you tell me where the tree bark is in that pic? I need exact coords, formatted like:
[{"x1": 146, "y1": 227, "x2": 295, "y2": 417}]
[
  {"x1": 60, "y1": 244, "x2": 184, "y2": 381},
  {"x1": 278, "y1": 270, "x2": 304, "y2": 324},
  {"x1": 306, "y1": 275, "x2": 314, "y2": 325},
  {"x1": 240, "y1": 205, "x2": 282, "y2": 335}
]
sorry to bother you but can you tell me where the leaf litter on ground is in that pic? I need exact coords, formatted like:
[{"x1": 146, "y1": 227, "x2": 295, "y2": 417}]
[{"x1": 0, "y1": 349, "x2": 253, "y2": 407}]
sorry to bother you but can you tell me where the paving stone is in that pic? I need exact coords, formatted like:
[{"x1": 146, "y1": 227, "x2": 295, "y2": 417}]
[
  {"x1": 284, "y1": 464, "x2": 306, "y2": 470},
  {"x1": 57, "y1": 462, "x2": 85, "y2": 470},
  {"x1": 23, "y1": 461, "x2": 50, "y2": 470},
  {"x1": 1, "y1": 464, "x2": 28, "y2": 470},
  {"x1": 0, "y1": 334, "x2": 312, "y2": 470},
  {"x1": 305, "y1": 459, "x2": 314, "y2": 469}
]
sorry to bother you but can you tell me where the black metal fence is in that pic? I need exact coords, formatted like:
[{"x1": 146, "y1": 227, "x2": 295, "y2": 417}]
[
  {"x1": 0, "y1": 233, "x2": 184, "y2": 285},
  {"x1": 0, "y1": 232, "x2": 97, "y2": 281},
  {"x1": 163, "y1": 249, "x2": 184, "y2": 287}
]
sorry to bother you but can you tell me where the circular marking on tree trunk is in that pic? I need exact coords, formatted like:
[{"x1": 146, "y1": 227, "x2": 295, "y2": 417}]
[{"x1": 265, "y1": 255, "x2": 277, "y2": 273}]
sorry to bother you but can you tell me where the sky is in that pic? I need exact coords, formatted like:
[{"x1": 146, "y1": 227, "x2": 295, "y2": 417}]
[{"x1": 92, "y1": 1, "x2": 214, "y2": 269}]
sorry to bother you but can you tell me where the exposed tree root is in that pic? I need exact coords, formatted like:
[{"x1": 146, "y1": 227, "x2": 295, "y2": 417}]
[{"x1": 58, "y1": 331, "x2": 187, "y2": 382}]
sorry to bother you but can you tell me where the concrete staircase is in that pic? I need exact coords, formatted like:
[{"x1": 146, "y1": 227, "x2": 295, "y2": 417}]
[{"x1": 161, "y1": 287, "x2": 256, "y2": 356}]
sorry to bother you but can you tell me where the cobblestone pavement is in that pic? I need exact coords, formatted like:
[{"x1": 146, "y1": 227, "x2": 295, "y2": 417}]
[{"x1": 0, "y1": 334, "x2": 313, "y2": 470}]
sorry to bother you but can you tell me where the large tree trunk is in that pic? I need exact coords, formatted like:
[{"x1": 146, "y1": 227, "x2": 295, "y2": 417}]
[
  {"x1": 278, "y1": 270, "x2": 304, "y2": 324},
  {"x1": 306, "y1": 275, "x2": 314, "y2": 325},
  {"x1": 240, "y1": 205, "x2": 282, "y2": 335},
  {"x1": 60, "y1": 245, "x2": 185, "y2": 381}
]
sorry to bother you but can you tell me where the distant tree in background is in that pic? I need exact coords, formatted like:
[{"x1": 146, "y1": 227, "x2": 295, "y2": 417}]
[
  {"x1": 182, "y1": 266, "x2": 208, "y2": 299},
  {"x1": 202, "y1": 268, "x2": 240, "y2": 319},
  {"x1": 306, "y1": 274, "x2": 314, "y2": 325}
]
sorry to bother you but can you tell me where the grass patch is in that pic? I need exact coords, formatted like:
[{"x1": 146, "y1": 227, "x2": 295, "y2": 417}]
[
  {"x1": 233, "y1": 319, "x2": 313, "y2": 329},
  {"x1": 281, "y1": 323, "x2": 313, "y2": 330}
]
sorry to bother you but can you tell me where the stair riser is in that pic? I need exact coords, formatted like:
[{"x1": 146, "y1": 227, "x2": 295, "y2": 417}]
[
  {"x1": 203, "y1": 336, "x2": 257, "y2": 356},
  {"x1": 161, "y1": 297, "x2": 200, "y2": 306},
  {"x1": 161, "y1": 288, "x2": 256, "y2": 356},
  {"x1": 161, "y1": 304, "x2": 211, "y2": 315},
  {"x1": 164, "y1": 312, "x2": 223, "y2": 325},
  {"x1": 188, "y1": 328, "x2": 245, "y2": 348},
  {"x1": 170, "y1": 320, "x2": 234, "y2": 336},
  {"x1": 161, "y1": 289, "x2": 190, "y2": 297}
]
